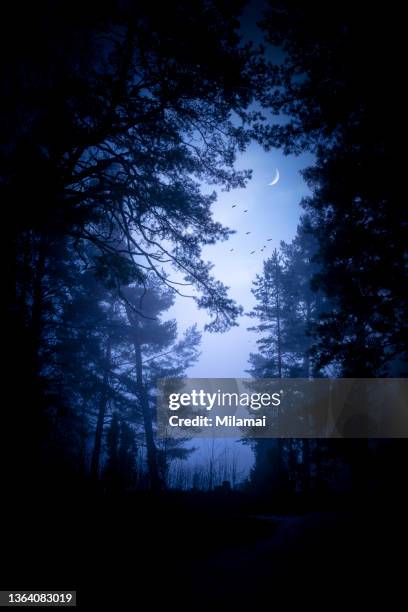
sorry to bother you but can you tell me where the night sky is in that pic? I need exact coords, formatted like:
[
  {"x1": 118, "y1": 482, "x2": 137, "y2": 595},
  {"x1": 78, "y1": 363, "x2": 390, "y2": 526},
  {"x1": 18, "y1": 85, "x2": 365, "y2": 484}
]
[
  {"x1": 167, "y1": 143, "x2": 313, "y2": 479},
  {"x1": 170, "y1": 143, "x2": 313, "y2": 378}
]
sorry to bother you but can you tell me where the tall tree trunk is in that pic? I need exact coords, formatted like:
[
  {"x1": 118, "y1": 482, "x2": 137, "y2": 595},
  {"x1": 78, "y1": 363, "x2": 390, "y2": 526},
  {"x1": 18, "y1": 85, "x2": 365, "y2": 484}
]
[
  {"x1": 274, "y1": 254, "x2": 282, "y2": 377},
  {"x1": 18, "y1": 231, "x2": 31, "y2": 322},
  {"x1": 90, "y1": 335, "x2": 112, "y2": 478},
  {"x1": 132, "y1": 321, "x2": 162, "y2": 491},
  {"x1": 31, "y1": 234, "x2": 47, "y2": 370},
  {"x1": 314, "y1": 439, "x2": 323, "y2": 491},
  {"x1": 302, "y1": 439, "x2": 311, "y2": 492},
  {"x1": 270, "y1": 252, "x2": 285, "y2": 487},
  {"x1": 304, "y1": 298, "x2": 312, "y2": 377},
  {"x1": 79, "y1": 404, "x2": 88, "y2": 475}
]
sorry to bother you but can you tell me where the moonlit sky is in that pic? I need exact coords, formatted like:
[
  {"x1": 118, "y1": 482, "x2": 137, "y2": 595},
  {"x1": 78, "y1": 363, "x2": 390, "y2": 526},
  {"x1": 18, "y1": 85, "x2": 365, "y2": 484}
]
[
  {"x1": 167, "y1": 143, "x2": 313, "y2": 483},
  {"x1": 168, "y1": 1, "x2": 314, "y2": 378},
  {"x1": 168, "y1": 143, "x2": 313, "y2": 378},
  {"x1": 166, "y1": 3, "x2": 314, "y2": 480}
]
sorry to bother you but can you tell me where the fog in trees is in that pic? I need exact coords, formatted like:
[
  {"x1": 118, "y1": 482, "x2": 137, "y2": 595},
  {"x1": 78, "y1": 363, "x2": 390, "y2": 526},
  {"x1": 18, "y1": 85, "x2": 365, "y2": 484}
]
[{"x1": 2, "y1": 1, "x2": 406, "y2": 604}]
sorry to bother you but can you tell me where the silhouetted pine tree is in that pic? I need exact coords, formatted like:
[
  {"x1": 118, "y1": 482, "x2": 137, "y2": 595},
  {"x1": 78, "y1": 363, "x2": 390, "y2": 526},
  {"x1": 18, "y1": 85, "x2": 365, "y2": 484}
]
[
  {"x1": 104, "y1": 412, "x2": 138, "y2": 493},
  {"x1": 4, "y1": 1, "x2": 269, "y2": 484},
  {"x1": 257, "y1": 2, "x2": 407, "y2": 497},
  {"x1": 118, "y1": 279, "x2": 200, "y2": 490},
  {"x1": 259, "y1": 1, "x2": 407, "y2": 376},
  {"x1": 247, "y1": 223, "x2": 328, "y2": 495}
]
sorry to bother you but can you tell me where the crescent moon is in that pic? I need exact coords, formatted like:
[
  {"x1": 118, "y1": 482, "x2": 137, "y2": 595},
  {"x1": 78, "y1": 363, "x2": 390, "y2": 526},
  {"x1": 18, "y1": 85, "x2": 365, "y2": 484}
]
[{"x1": 268, "y1": 169, "x2": 280, "y2": 186}]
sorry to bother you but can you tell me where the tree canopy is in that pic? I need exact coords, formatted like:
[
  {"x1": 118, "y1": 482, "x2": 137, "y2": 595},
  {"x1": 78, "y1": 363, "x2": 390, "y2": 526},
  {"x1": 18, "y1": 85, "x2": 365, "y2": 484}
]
[{"x1": 256, "y1": 1, "x2": 407, "y2": 375}]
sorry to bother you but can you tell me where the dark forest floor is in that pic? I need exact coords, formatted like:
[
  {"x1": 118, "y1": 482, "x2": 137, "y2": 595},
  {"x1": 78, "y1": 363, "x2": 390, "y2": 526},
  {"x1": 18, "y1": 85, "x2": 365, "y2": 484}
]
[{"x1": 2, "y1": 484, "x2": 406, "y2": 608}]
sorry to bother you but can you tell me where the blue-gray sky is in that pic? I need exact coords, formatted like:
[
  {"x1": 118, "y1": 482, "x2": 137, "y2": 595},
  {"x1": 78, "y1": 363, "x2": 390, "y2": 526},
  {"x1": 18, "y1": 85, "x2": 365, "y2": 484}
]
[
  {"x1": 165, "y1": 6, "x2": 313, "y2": 482},
  {"x1": 169, "y1": 142, "x2": 313, "y2": 378}
]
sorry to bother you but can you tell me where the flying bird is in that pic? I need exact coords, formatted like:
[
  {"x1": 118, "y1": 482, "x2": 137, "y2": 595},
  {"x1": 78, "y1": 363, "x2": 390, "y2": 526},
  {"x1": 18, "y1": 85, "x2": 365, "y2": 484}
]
[
  {"x1": 245, "y1": 231, "x2": 251, "y2": 235},
  {"x1": 267, "y1": 238, "x2": 273, "y2": 241},
  {"x1": 229, "y1": 249, "x2": 234, "y2": 252},
  {"x1": 232, "y1": 204, "x2": 237, "y2": 208},
  {"x1": 243, "y1": 209, "x2": 248, "y2": 212},
  {"x1": 268, "y1": 169, "x2": 280, "y2": 186},
  {"x1": 250, "y1": 250, "x2": 256, "y2": 254}
]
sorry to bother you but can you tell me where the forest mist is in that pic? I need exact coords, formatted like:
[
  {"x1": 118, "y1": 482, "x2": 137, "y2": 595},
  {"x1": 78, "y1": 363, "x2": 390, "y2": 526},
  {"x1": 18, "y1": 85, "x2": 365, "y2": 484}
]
[{"x1": 1, "y1": 0, "x2": 407, "y2": 606}]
